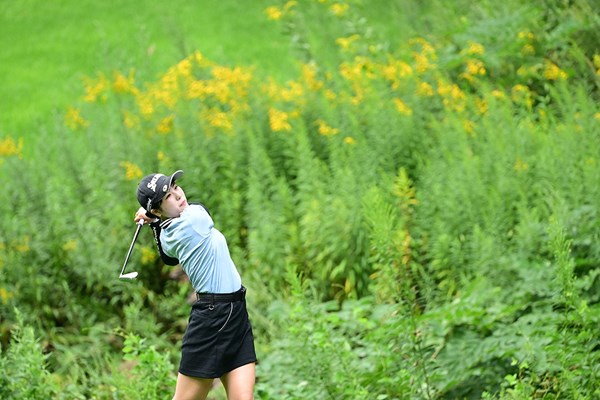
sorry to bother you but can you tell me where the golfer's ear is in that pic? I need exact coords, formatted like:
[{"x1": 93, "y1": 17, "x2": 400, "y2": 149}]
[{"x1": 151, "y1": 209, "x2": 162, "y2": 217}]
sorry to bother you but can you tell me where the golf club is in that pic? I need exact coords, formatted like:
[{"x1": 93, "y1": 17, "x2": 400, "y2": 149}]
[{"x1": 119, "y1": 220, "x2": 144, "y2": 279}]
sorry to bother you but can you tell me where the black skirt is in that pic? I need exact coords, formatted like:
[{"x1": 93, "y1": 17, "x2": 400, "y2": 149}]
[{"x1": 178, "y1": 290, "x2": 257, "y2": 379}]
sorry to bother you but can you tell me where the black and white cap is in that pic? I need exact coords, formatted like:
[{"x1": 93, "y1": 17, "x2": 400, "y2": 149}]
[{"x1": 136, "y1": 170, "x2": 183, "y2": 212}]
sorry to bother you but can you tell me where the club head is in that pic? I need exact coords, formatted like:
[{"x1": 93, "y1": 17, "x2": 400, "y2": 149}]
[{"x1": 119, "y1": 272, "x2": 138, "y2": 280}]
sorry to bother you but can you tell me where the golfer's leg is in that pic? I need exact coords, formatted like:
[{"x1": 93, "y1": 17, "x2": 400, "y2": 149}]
[
  {"x1": 173, "y1": 373, "x2": 213, "y2": 400},
  {"x1": 220, "y1": 362, "x2": 256, "y2": 400}
]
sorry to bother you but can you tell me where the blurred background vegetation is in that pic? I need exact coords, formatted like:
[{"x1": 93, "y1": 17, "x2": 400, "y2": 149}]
[{"x1": 1, "y1": 0, "x2": 600, "y2": 399}]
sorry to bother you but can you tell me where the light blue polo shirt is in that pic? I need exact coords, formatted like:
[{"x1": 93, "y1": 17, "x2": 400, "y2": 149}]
[{"x1": 160, "y1": 204, "x2": 241, "y2": 293}]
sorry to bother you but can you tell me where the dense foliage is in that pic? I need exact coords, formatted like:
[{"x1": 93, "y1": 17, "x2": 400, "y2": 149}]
[{"x1": 1, "y1": 0, "x2": 600, "y2": 398}]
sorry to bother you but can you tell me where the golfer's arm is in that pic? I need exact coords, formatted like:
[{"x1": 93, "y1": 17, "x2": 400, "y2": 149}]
[{"x1": 149, "y1": 221, "x2": 180, "y2": 266}]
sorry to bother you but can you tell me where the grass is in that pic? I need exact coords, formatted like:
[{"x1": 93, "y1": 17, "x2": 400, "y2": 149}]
[{"x1": 0, "y1": 0, "x2": 296, "y2": 136}]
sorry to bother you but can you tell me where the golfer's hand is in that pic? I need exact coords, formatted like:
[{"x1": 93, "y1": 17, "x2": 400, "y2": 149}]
[{"x1": 134, "y1": 207, "x2": 156, "y2": 225}]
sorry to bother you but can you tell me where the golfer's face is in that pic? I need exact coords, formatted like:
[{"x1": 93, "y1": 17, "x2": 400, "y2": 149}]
[{"x1": 160, "y1": 184, "x2": 188, "y2": 218}]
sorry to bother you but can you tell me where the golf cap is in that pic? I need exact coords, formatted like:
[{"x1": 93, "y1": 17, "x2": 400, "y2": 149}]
[{"x1": 136, "y1": 170, "x2": 184, "y2": 212}]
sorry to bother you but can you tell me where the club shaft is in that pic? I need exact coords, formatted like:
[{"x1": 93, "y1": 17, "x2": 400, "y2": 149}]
[{"x1": 120, "y1": 221, "x2": 144, "y2": 276}]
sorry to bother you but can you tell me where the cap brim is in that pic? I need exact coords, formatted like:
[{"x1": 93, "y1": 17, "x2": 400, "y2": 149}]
[{"x1": 169, "y1": 170, "x2": 184, "y2": 186}]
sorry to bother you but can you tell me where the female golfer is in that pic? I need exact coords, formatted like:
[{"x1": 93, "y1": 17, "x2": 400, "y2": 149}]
[{"x1": 134, "y1": 170, "x2": 256, "y2": 400}]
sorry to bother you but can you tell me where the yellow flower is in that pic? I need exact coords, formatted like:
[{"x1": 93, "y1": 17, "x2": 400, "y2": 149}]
[
  {"x1": 491, "y1": 89, "x2": 506, "y2": 99},
  {"x1": 265, "y1": 6, "x2": 283, "y2": 20},
  {"x1": 113, "y1": 69, "x2": 137, "y2": 94},
  {"x1": 268, "y1": 108, "x2": 292, "y2": 132},
  {"x1": 120, "y1": 161, "x2": 143, "y2": 181},
  {"x1": 393, "y1": 98, "x2": 413, "y2": 116},
  {"x1": 157, "y1": 151, "x2": 166, "y2": 161},
  {"x1": 0, "y1": 136, "x2": 23, "y2": 158},
  {"x1": 122, "y1": 111, "x2": 141, "y2": 130},
  {"x1": 514, "y1": 158, "x2": 529, "y2": 172},
  {"x1": 316, "y1": 119, "x2": 339, "y2": 136},
  {"x1": 416, "y1": 82, "x2": 434, "y2": 97},
  {"x1": 543, "y1": 61, "x2": 567, "y2": 80},
  {"x1": 517, "y1": 31, "x2": 535, "y2": 41},
  {"x1": 594, "y1": 112, "x2": 600, "y2": 120},
  {"x1": 437, "y1": 81, "x2": 466, "y2": 113},
  {"x1": 83, "y1": 73, "x2": 109, "y2": 103},
  {"x1": 330, "y1": 3, "x2": 349, "y2": 16},
  {"x1": 521, "y1": 44, "x2": 535, "y2": 56},
  {"x1": 475, "y1": 98, "x2": 488, "y2": 115},
  {"x1": 0, "y1": 287, "x2": 12, "y2": 304},
  {"x1": 205, "y1": 109, "x2": 233, "y2": 131},
  {"x1": 156, "y1": 115, "x2": 175, "y2": 134},
  {"x1": 343, "y1": 136, "x2": 356, "y2": 145},
  {"x1": 280, "y1": 81, "x2": 304, "y2": 102},
  {"x1": 463, "y1": 119, "x2": 475, "y2": 135},
  {"x1": 141, "y1": 246, "x2": 158, "y2": 265},
  {"x1": 301, "y1": 63, "x2": 324, "y2": 91},
  {"x1": 335, "y1": 34, "x2": 360, "y2": 51},
  {"x1": 511, "y1": 84, "x2": 532, "y2": 108},
  {"x1": 14, "y1": 236, "x2": 30, "y2": 252},
  {"x1": 176, "y1": 58, "x2": 192, "y2": 78},
  {"x1": 463, "y1": 41, "x2": 485, "y2": 56},
  {"x1": 465, "y1": 59, "x2": 486, "y2": 76},
  {"x1": 64, "y1": 107, "x2": 89, "y2": 130},
  {"x1": 413, "y1": 53, "x2": 433, "y2": 73},
  {"x1": 62, "y1": 240, "x2": 78, "y2": 252},
  {"x1": 136, "y1": 94, "x2": 155, "y2": 118}
]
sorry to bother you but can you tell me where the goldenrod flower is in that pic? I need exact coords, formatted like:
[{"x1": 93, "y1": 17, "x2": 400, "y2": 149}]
[
  {"x1": 122, "y1": 111, "x2": 141, "y2": 130},
  {"x1": 465, "y1": 59, "x2": 486, "y2": 76},
  {"x1": 265, "y1": 6, "x2": 283, "y2": 20},
  {"x1": 83, "y1": 73, "x2": 108, "y2": 103},
  {"x1": 416, "y1": 82, "x2": 434, "y2": 97},
  {"x1": 593, "y1": 54, "x2": 600, "y2": 69},
  {"x1": 64, "y1": 107, "x2": 89, "y2": 130},
  {"x1": 517, "y1": 31, "x2": 535, "y2": 41},
  {"x1": 514, "y1": 158, "x2": 529, "y2": 172},
  {"x1": 14, "y1": 236, "x2": 30, "y2": 252},
  {"x1": 521, "y1": 44, "x2": 535, "y2": 56},
  {"x1": 120, "y1": 161, "x2": 143, "y2": 181},
  {"x1": 330, "y1": 3, "x2": 349, "y2": 16},
  {"x1": 463, "y1": 41, "x2": 485, "y2": 56},
  {"x1": 0, "y1": 136, "x2": 23, "y2": 158},
  {"x1": 205, "y1": 109, "x2": 233, "y2": 131},
  {"x1": 316, "y1": 119, "x2": 339, "y2": 136},
  {"x1": 543, "y1": 61, "x2": 567, "y2": 80},
  {"x1": 463, "y1": 119, "x2": 475, "y2": 135},
  {"x1": 141, "y1": 246, "x2": 158, "y2": 265},
  {"x1": 137, "y1": 94, "x2": 155, "y2": 118},
  {"x1": 176, "y1": 58, "x2": 192, "y2": 78},
  {"x1": 62, "y1": 240, "x2": 78, "y2": 252},
  {"x1": 437, "y1": 81, "x2": 466, "y2": 113},
  {"x1": 268, "y1": 108, "x2": 292, "y2": 132},
  {"x1": 0, "y1": 287, "x2": 12, "y2": 304},
  {"x1": 302, "y1": 63, "x2": 324, "y2": 91},
  {"x1": 324, "y1": 89, "x2": 337, "y2": 101},
  {"x1": 280, "y1": 81, "x2": 304, "y2": 102},
  {"x1": 393, "y1": 98, "x2": 413, "y2": 116},
  {"x1": 113, "y1": 69, "x2": 137, "y2": 94},
  {"x1": 511, "y1": 84, "x2": 532, "y2": 108},
  {"x1": 491, "y1": 89, "x2": 506, "y2": 99},
  {"x1": 413, "y1": 52, "x2": 433, "y2": 73},
  {"x1": 475, "y1": 98, "x2": 488, "y2": 115},
  {"x1": 336, "y1": 34, "x2": 360, "y2": 51},
  {"x1": 156, "y1": 115, "x2": 175, "y2": 134}
]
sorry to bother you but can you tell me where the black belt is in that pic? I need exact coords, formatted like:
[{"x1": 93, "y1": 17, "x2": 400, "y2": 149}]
[{"x1": 196, "y1": 286, "x2": 246, "y2": 303}]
